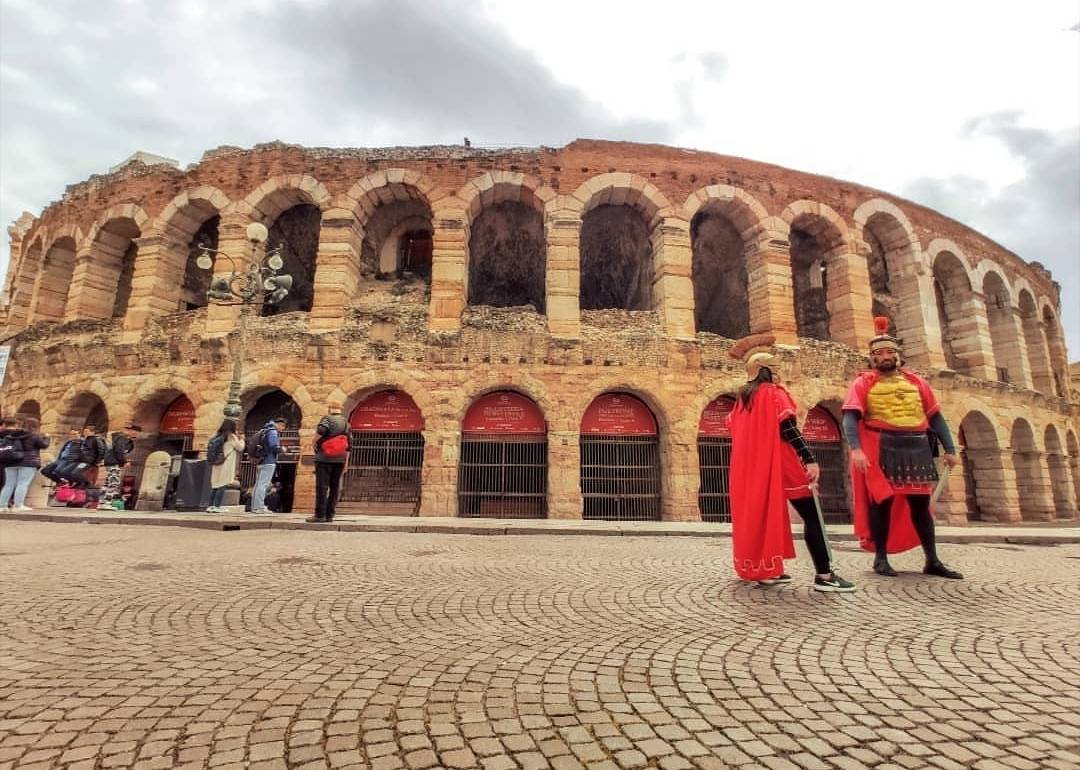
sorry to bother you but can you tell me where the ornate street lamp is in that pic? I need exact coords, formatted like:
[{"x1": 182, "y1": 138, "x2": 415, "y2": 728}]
[{"x1": 197, "y1": 222, "x2": 293, "y2": 419}]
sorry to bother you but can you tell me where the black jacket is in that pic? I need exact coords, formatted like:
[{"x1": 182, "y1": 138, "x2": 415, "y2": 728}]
[
  {"x1": 104, "y1": 433, "x2": 134, "y2": 467},
  {"x1": 314, "y1": 413, "x2": 350, "y2": 464},
  {"x1": 7, "y1": 429, "x2": 50, "y2": 468}
]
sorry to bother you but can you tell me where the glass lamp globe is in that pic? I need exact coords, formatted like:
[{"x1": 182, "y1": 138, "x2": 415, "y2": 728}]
[
  {"x1": 246, "y1": 222, "x2": 269, "y2": 244},
  {"x1": 267, "y1": 253, "x2": 284, "y2": 271},
  {"x1": 196, "y1": 252, "x2": 213, "y2": 270}
]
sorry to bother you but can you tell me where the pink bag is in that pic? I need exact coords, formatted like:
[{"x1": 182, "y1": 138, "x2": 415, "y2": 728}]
[{"x1": 54, "y1": 484, "x2": 74, "y2": 503}]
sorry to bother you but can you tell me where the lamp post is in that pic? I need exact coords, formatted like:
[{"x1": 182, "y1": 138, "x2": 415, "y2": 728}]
[{"x1": 197, "y1": 222, "x2": 293, "y2": 419}]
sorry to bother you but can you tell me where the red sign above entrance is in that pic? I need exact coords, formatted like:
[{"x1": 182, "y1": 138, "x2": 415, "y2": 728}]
[
  {"x1": 803, "y1": 406, "x2": 841, "y2": 443},
  {"x1": 698, "y1": 396, "x2": 736, "y2": 437},
  {"x1": 159, "y1": 395, "x2": 195, "y2": 434},
  {"x1": 350, "y1": 390, "x2": 425, "y2": 432},
  {"x1": 581, "y1": 393, "x2": 657, "y2": 436},
  {"x1": 463, "y1": 391, "x2": 546, "y2": 434}
]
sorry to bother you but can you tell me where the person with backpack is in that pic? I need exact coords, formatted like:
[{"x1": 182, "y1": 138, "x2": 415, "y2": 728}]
[
  {"x1": 206, "y1": 419, "x2": 243, "y2": 513},
  {"x1": 101, "y1": 424, "x2": 141, "y2": 508},
  {"x1": 68, "y1": 424, "x2": 107, "y2": 490},
  {"x1": 41, "y1": 428, "x2": 83, "y2": 485},
  {"x1": 0, "y1": 417, "x2": 50, "y2": 512},
  {"x1": 307, "y1": 401, "x2": 350, "y2": 523},
  {"x1": 250, "y1": 417, "x2": 286, "y2": 514}
]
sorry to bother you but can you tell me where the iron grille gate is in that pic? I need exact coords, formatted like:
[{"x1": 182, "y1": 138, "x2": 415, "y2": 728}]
[
  {"x1": 581, "y1": 434, "x2": 661, "y2": 521},
  {"x1": 808, "y1": 441, "x2": 850, "y2": 522},
  {"x1": 340, "y1": 431, "x2": 424, "y2": 510},
  {"x1": 458, "y1": 434, "x2": 547, "y2": 518},
  {"x1": 239, "y1": 429, "x2": 300, "y2": 488},
  {"x1": 697, "y1": 437, "x2": 732, "y2": 522}
]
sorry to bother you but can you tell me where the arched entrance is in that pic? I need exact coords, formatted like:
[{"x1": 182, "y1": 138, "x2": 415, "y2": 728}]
[
  {"x1": 803, "y1": 405, "x2": 849, "y2": 522},
  {"x1": 157, "y1": 395, "x2": 196, "y2": 455},
  {"x1": 241, "y1": 390, "x2": 302, "y2": 512},
  {"x1": 340, "y1": 390, "x2": 425, "y2": 515},
  {"x1": 15, "y1": 400, "x2": 41, "y2": 421},
  {"x1": 697, "y1": 395, "x2": 735, "y2": 522},
  {"x1": 580, "y1": 393, "x2": 661, "y2": 521},
  {"x1": 958, "y1": 425, "x2": 981, "y2": 521},
  {"x1": 1011, "y1": 418, "x2": 1053, "y2": 521},
  {"x1": 1045, "y1": 425, "x2": 1077, "y2": 519},
  {"x1": 458, "y1": 391, "x2": 547, "y2": 518},
  {"x1": 957, "y1": 411, "x2": 1005, "y2": 521}
]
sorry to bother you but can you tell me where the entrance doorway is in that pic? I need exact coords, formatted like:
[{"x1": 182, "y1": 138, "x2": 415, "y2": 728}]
[
  {"x1": 698, "y1": 395, "x2": 735, "y2": 522},
  {"x1": 803, "y1": 405, "x2": 850, "y2": 523},
  {"x1": 340, "y1": 390, "x2": 425, "y2": 515},
  {"x1": 240, "y1": 390, "x2": 301, "y2": 512},
  {"x1": 580, "y1": 393, "x2": 661, "y2": 521}
]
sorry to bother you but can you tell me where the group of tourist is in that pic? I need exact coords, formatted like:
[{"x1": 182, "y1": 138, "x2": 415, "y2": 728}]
[{"x1": 727, "y1": 316, "x2": 964, "y2": 592}]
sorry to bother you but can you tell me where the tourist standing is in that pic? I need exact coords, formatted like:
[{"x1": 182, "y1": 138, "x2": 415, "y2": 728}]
[
  {"x1": 727, "y1": 335, "x2": 855, "y2": 592},
  {"x1": 250, "y1": 417, "x2": 286, "y2": 514},
  {"x1": 206, "y1": 419, "x2": 244, "y2": 513},
  {"x1": 101, "y1": 424, "x2": 140, "y2": 507},
  {"x1": 308, "y1": 401, "x2": 350, "y2": 523},
  {"x1": 0, "y1": 417, "x2": 49, "y2": 511},
  {"x1": 843, "y1": 317, "x2": 963, "y2": 579}
]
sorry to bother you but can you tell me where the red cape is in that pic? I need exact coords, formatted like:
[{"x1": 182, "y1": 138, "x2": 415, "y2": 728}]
[
  {"x1": 844, "y1": 370, "x2": 939, "y2": 554},
  {"x1": 727, "y1": 384, "x2": 800, "y2": 580}
]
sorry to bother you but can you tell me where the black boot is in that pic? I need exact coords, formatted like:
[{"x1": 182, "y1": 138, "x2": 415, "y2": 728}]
[
  {"x1": 924, "y1": 560, "x2": 963, "y2": 579},
  {"x1": 873, "y1": 555, "x2": 898, "y2": 577}
]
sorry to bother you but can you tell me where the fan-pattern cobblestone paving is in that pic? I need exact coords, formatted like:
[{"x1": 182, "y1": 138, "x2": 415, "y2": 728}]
[{"x1": 1, "y1": 522, "x2": 1078, "y2": 770}]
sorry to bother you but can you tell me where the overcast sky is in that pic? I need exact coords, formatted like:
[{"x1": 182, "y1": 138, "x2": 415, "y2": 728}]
[{"x1": 2, "y1": 0, "x2": 1078, "y2": 353}]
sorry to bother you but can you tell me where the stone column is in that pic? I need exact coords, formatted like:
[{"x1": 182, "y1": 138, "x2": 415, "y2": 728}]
[
  {"x1": 910, "y1": 271, "x2": 948, "y2": 369},
  {"x1": 661, "y1": 423, "x2": 699, "y2": 521},
  {"x1": 419, "y1": 427, "x2": 458, "y2": 516},
  {"x1": 65, "y1": 240, "x2": 124, "y2": 322},
  {"x1": 2, "y1": 223, "x2": 34, "y2": 332},
  {"x1": 1024, "y1": 317, "x2": 1055, "y2": 394},
  {"x1": 1013, "y1": 449, "x2": 1055, "y2": 521},
  {"x1": 824, "y1": 245, "x2": 875, "y2": 350},
  {"x1": 204, "y1": 215, "x2": 258, "y2": 336},
  {"x1": 743, "y1": 225, "x2": 798, "y2": 344},
  {"x1": 1002, "y1": 308, "x2": 1033, "y2": 389},
  {"x1": 547, "y1": 430, "x2": 583, "y2": 519},
  {"x1": 933, "y1": 466, "x2": 970, "y2": 524},
  {"x1": 309, "y1": 210, "x2": 363, "y2": 332},
  {"x1": 650, "y1": 217, "x2": 695, "y2": 340},
  {"x1": 948, "y1": 291, "x2": 997, "y2": 379},
  {"x1": 122, "y1": 230, "x2": 189, "y2": 334},
  {"x1": 968, "y1": 448, "x2": 1022, "y2": 523},
  {"x1": 428, "y1": 204, "x2": 467, "y2": 332},
  {"x1": 544, "y1": 208, "x2": 581, "y2": 339}
]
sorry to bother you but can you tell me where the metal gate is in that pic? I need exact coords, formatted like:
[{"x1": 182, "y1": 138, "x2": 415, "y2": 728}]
[
  {"x1": 239, "y1": 428, "x2": 300, "y2": 510},
  {"x1": 458, "y1": 434, "x2": 547, "y2": 518},
  {"x1": 581, "y1": 435, "x2": 661, "y2": 521},
  {"x1": 808, "y1": 441, "x2": 849, "y2": 522},
  {"x1": 697, "y1": 437, "x2": 732, "y2": 522},
  {"x1": 340, "y1": 430, "x2": 424, "y2": 512}
]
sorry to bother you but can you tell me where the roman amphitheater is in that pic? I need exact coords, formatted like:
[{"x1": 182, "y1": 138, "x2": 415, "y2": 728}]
[{"x1": 1, "y1": 139, "x2": 1077, "y2": 522}]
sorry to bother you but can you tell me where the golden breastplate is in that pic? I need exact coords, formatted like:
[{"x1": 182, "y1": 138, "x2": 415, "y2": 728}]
[{"x1": 865, "y1": 375, "x2": 926, "y2": 428}]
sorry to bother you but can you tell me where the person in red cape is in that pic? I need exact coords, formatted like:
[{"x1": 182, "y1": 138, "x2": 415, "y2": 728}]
[
  {"x1": 727, "y1": 335, "x2": 855, "y2": 593},
  {"x1": 842, "y1": 316, "x2": 963, "y2": 579}
]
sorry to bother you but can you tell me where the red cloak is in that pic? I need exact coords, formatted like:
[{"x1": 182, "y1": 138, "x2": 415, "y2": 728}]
[
  {"x1": 842, "y1": 370, "x2": 940, "y2": 554},
  {"x1": 727, "y1": 383, "x2": 808, "y2": 580}
]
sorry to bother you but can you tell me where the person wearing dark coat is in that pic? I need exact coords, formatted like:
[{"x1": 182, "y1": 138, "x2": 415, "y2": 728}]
[
  {"x1": 1, "y1": 417, "x2": 50, "y2": 511},
  {"x1": 40, "y1": 429, "x2": 82, "y2": 484}
]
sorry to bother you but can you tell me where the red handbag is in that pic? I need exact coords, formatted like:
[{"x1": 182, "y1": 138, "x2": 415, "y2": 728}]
[{"x1": 320, "y1": 434, "x2": 349, "y2": 459}]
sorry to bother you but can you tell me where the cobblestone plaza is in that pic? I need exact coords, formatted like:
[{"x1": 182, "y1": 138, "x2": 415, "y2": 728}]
[{"x1": 1, "y1": 522, "x2": 1078, "y2": 770}]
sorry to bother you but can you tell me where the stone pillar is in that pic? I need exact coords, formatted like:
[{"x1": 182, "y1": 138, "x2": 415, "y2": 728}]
[
  {"x1": 428, "y1": 204, "x2": 467, "y2": 332},
  {"x1": 661, "y1": 423, "x2": 700, "y2": 522},
  {"x1": 1048, "y1": 453, "x2": 1078, "y2": 518},
  {"x1": 934, "y1": 466, "x2": 971, "y2": 524},
  {"x1": 1002, "y1": 308, "x2": 1033, "y2": 389},
  {"x1": 122, "y1": 231, "x2": 188, "y2": 334},
  {"x1": 1024, "y1": 317, "x2": 1055, "y2": 394},
  {"x1": 824, "y1": 245, "x2": 875, "y2": 350},
  {"x1": 948, "y1": 291, "x2": 997, "y2": 379},
  {"x1": 204, "y1": 215, "x2": 257, "y2": 336},
  {"x1": 650, "y1": 217, "x2": 695, "y2": 340},
  {"x1": 419, "y1": 427, "x2": 458, "y2": 516},
  {"x1": 968, "y1": 448, "x2": 1022, "y2": 523},
  {"x1": 899, "y1": 267, "x2": 947, "y2": 370},
  {"x1": 744, "y1": 226, "x2": 798, "y2": 344},
  {"x1": 548, "y1": 430, "x2": 583, "y2": 519},
  {"x1": 544, "y1": 208, "x2": 581, "y2": 339},
  {"x1": 309, "y1": 210, "x2": 363, "y2": 332},
  {"x1": 1013, "y1": 449, "x2": 1055, "y2": 521}
]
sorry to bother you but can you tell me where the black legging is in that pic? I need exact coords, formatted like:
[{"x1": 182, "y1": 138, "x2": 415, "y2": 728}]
[
  {"x1": 790, "y1": 496, "x2": 832, "y2": 575},
  {"x1": 869, "y1": 494, "x2": 938, "y2": 562}
]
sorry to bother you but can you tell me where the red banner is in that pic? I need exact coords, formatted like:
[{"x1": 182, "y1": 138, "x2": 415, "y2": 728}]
[
  {"x1": 699, "y1": 396, "x2": 737, "y2": 437},
  {"x1": 349, "y1": 390, "x2": 425, "y2": 432},
  {"x1": 581, "y1": 393, "x2": 657, "y2": 436},
  {"x1": 803, "y1": 406, "x2": 841, "y2": 443},
  {"x1": 159, "y1": 395, "x2": 195, "y2": 434},
  {"x1": 463, "y1": 391, "x2": 546, "y2": 434}
]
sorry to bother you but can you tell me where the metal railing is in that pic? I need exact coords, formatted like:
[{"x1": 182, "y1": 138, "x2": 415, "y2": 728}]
[
  {"x1": 340, "y1": 431, "x2": 424, "y2": 508},
  {"x1": 581, "y1": 434, "x2": 661, "y2": 521},
  {"x1": 458, "y1": 433, "x2": 547, "y2": 518},
  {"x1": 808, "y1": 441, "x2": 850, "y2": 522},
  {"x1": 697, "y1": 437, "x2": 732, "y2": 522}
]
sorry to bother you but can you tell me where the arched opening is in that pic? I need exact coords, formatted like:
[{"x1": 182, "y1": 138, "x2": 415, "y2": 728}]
[
  {"x1": 580, "y1": 205, "x2": 652, "y2": 311},
  {"x1": 580, "y1": 392, "x2": 660, "y2": 520},
  {"x1": 9, "y1": 237, "x2": 42, "y2": 326},
  {"x1": 15, "y1": 400, "x2": 41, "y2": 421},
  {"x1": 982, "y1": 272, "x2": 1018, "y2": 384},
  {"x1": 1042, "y1": 307, "x2": 1067, "y2": 397},
  {"x1": 697, "y1": 395, "x2": 735, "y2": 521},
  {"x1": 128, "y1": 393, "x2": 196, "y2": 511},
  {"x1": 467, "y1": 201, "x2": 546, "y2": 312},
  {"x1": 32, "y1": 237, "x2": 77, "y2": 322},
  {"x1": 789, "y1": 218, "x2": 836, "y2": 341},
  {"x1": 181, "y1": 215, "x2": 220, "y2": 310},
  {"x1": 1011, "y1": 418, "x2": 1052, "y2": 521},
  {"x1": 1044, "y1": 425, "x2": 1076, "y2": 519},
  {"x1": 957, "y1": 411, "x2": 1003, "y2": 521},
  {"x1": 240, "y1": 390, "x2": 302, "y2": 512},
  {"x1": 932, "y1": 252, "x2": 973, "y2": 374},
  {"x1": 863, "y1": 223, "x2": 898, "y2": 328},
  {"x1": 1067, "y1": 430, "x2": 1080, "y2": 512},
  {"x1": 1019, "y1": 291, "x2": 1053, "y2": 393},
  {"x1": 60, "y1": 393, "x2": 109, "y2": 435},
  {"x1": 803, "y1": 404, "x2": 850, "y2": 522},
  {"x1": 340, "y1": 390, "x2": 425, "y2": 515},
  {"x1": 458, "y1": 391, "x2": 547, "y2": 518},
  {"x1": 691, "y1": 209, "x2": 749, "y2": 337},
  {"x1": 82, "y1": 218, "x2": 140, "y2": 321},
  {"x1": 361, "y1": 197, "x2": 434, "y2": 284},
  {"x1": 263, "y1": 204, "x2": 320, "y2": 315}
]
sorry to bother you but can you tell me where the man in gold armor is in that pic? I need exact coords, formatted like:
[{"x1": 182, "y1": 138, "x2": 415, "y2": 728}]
[{"x1": 842, "y1": 317, "x2": 963, "y2": 579}]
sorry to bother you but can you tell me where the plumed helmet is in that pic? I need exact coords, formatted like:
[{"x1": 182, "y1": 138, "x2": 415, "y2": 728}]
[
  {"x1": 729, "y1": 333, "x2": 778, "y2": 378},
  {"x1": 868, "y1": 315, "x2": 901, "y2": 354}
]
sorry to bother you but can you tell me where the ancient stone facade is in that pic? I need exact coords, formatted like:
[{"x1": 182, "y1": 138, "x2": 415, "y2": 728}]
[{"x1": 1, "y1": 139, "x2": 1077, "y2": 522}]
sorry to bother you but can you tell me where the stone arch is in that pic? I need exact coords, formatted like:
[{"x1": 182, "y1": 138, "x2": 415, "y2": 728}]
[
  {"x1": 343, "y1": 168, "x2": 439, "y2": 229},
  {"x1": 153, "y1": 186, "x2": 231, "y2": 312},
  {"x1": 684, "y1": 187, "x2": 766, "y2": 338},
  {"x1": 1011, "y1": 417, "x2": 1053, "y2": 521},
  {"x1": 235, "y1": 370, "x2": 315, "y2": 429},
  {"x1": 15, "y1": 399, "x2": 41, "y2": 420},
  {"x1": 1039, "y1": 302, "x2": 1068, "y2": 397},
  {"x1": 459, "y1": 171, "x2": 553, "y2": 226},
  {"x1": 31, "y1": 232, "x2": 78, "y2": 322},
  {"x1": 71, "y1": 204, "x2": 150, "y2": 321},
  {"x1": 957, "y1": 410, "x2": 1005, "y2": 521},
  {"x1": 573, "y1": 173, "x2": 674, "y2": 224},
  {"x1": 331, "y1": 372, "x2": 441, "y2": 433},
  {"x1": 1044, "y1": 424, "x2": 1076, "y2": 518},
  {"x1": 1067, "y1": 430, "x2": 1080, "y2": 513},
  {"x1": 980, "y1": 269, "x2": 1022, "y2": 384},
  {"x1": 781, "y1": 201, "x2": 851, "y2": 342},
  {"x1": 1017, "y1": 290, "x2": 1053, "y2": 394},
  {"x1": 930, "y1": 246, "x2": 978, "y2": 375},
  {"x1": 6, "y1": 233, "x2": 43, "y2": 326},
  {"x1": 56, "y1": 387, "x2": 111, "y2": 434},
  {"x1": 237, "y1": 174, "x2": 332, "y2": 223}
]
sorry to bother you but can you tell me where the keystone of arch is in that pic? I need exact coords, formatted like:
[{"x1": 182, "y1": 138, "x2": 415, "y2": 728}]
[{"x1": 681, "y1": 184, "x2": 770, "y2": 236}]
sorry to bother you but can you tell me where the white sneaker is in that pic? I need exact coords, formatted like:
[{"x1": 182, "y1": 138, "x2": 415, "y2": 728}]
[{"x1": 11, "y1": 505, "x2": 32, "y2": 513}]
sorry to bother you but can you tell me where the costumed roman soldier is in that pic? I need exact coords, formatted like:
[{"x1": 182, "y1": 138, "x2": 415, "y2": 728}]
[
  {"x1": 727, "y1": 334, "x2": 855, "y2": 592},
  {"x1": 842, "y1": 316, "x2": 963, "y2": 579}
]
